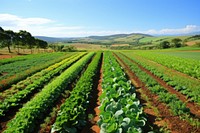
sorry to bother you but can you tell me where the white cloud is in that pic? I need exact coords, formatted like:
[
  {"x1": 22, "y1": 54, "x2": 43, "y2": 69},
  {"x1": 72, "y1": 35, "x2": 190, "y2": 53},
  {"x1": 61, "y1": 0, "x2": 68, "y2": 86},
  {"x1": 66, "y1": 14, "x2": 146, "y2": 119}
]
[
  {"x1": 0, "y1": 13, "x2": 84, "y2": 37},
  {"x1": 139, "y1": 25, "x2": 200, "y2": 35},
  {"x1": 0, "y1": 14, "x2": 53, "y2": 27},
  {"x1": 0, "y1": 14, "x2": 200, "y2": 37}
]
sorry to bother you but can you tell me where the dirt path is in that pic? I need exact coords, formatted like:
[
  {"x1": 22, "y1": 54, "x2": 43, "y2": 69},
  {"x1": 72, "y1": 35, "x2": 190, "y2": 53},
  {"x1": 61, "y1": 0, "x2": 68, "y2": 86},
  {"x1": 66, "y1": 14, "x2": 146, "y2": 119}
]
[
  {"x1": 121, "y1": 53, "x2": 200, "y2": 118},
  {"x1": 90, "y1": 67, "x2": 102, "y2": 133},
  {"x1": 114, "y1": 53, "x2": 200, "y2": 133},
  {"x1": 0, "y1": 55, "x2": 19, "y2": 60}
]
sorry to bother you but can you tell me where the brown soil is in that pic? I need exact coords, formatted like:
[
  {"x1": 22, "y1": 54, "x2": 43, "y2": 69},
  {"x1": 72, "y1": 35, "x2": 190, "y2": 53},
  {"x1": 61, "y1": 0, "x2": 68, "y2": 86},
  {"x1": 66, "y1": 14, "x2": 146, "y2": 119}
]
[
  {"x1": 122, "y1": 54, "x2": 200, "y2": 118},
  {"x1": 0, "y1": 55, "x2": 19, "y2": 60},
  {"x1": 90, "y1": 69, "x2": 102, "y2": 133},
  {"x1": 113, "y1": 53, "x2": 200, "y2": 133}
]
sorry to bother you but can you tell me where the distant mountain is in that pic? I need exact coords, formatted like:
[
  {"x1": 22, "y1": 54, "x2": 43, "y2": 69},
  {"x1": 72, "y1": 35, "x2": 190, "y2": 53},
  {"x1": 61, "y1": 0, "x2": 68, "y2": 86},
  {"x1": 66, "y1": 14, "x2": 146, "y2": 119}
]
[
  {"x1": 34, "y1": 36, "x2": 76, "y2": 42},
  {"x1": 35, "y1": 31, "x2": 200, "y2": 44},
  {"x1": 34, "y1": 33, "x2": 152, "y2": 43},
  {"x1": 88, "y1": 33, "x2": 152, "y2": 40},
  {"x1": 35, "y1": 32, "x2": 200, "y2": 46},
  {"x1": 75, "y1": 33, "x2": 153, "y2": 44},
  {"x1": 183, "y1": 31, "x2": 200, "y2": 36}
]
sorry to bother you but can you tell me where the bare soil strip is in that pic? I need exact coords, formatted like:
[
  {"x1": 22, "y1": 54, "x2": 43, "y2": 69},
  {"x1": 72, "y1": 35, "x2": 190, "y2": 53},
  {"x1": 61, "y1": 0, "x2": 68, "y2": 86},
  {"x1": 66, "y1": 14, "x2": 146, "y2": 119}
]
[
  {"x1": 114, "y1": 53, "x2": 200, "y2": 133},
  {"x1": 90, "y1": 62, "x2": 102, "y2": 133},
  {"x1": 121, "y1": 53, "x2": 200, "y2": 118},
  {"x1": 0, "y1": 55, "x2": 19, "y2": 60}
]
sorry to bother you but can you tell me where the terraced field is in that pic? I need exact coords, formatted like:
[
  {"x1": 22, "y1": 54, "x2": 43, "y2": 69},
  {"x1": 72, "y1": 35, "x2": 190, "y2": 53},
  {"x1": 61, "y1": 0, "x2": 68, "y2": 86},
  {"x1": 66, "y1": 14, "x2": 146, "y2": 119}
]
[{"x1": 0, "y1": 51, "x2": 199, "y2": 133}]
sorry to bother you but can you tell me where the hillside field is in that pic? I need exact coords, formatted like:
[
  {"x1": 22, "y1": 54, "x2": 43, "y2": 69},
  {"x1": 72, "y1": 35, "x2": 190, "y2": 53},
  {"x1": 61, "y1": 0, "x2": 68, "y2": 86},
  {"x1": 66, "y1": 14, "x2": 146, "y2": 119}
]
[{"x1": 0, "y1": 49, "x2": 200, "y2": 133}]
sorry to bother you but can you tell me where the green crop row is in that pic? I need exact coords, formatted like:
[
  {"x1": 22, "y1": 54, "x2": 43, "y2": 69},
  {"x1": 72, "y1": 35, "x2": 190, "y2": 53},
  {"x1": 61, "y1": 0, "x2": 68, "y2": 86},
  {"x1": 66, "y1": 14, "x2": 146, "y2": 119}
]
[
  {"x1": 0, "y1": 53, "x2": 84, "y2": 100},
  {"x1": 98, "y1": 52, "x2": 146, "y2": 133},
  {"x1": 0, "y1": 53, "x2": 66, "y2": 66},
  {"x1": 122, "y1": 52, "x2": 200, "y2": 105},
  {"x1": 3, "y1": 52, "x2": 95, "y2": 133},
  {"x1": 116, "y1": 53, "x2": 200, "y2": 127},
  {"x1": 0, "y1": 56, "x2": 27, "y2": 66},
  {"x1": 51, "y1": 52, "x2": 102, "y2": 133},
  {"x1": 132, "y1": 51, "x2": 200, "y2": 79},
  {"x1": 0, "y1": 52, "x2": 76, "y2": 90},
  {"x1": 0, "y1": 53, "x2": 86, "y2": 117}
]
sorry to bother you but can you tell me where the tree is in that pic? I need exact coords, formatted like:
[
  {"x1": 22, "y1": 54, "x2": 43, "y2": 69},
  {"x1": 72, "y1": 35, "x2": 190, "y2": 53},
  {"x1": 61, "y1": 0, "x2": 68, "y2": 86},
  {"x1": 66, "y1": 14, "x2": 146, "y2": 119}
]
[
  {"x1": 0, "y1": 29, "x2": 15, "y2": 53},
  {"x1": 0, "y1": 27, "x2": 4, "y2": 32},
  {"x1": 35, "y1": 38, "x2": 48, "y2": 52},
  {"x1": 62, "y1": 45, "x2": 77, "y2": 52},
  {"x1": 171, "y1": 38, "x2": 182, "y2": 48},
  {"x1": 14, "y1": 32, "x2": 23, "y2": 53},
  {"x1": 159, "y1": 41, "x2": 170, "y2": 49},
  {"x1": 18, "y1": 30, "x2": 36, "y2": 53},
  {"x1": 49, "y1": 44, "x2": 66, "y2": 52},
  {"x1": 1, "y1": 27, "x2": 47, "y2": 54}
]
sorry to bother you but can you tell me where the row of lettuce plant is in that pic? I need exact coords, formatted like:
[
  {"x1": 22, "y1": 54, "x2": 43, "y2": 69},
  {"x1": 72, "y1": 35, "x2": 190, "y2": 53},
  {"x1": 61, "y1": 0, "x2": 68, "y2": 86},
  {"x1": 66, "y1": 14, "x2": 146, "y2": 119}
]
[
  {"x1": 3, "y1": 52, "x2": 95, "y2": 133},
  {"x1": 132, "y1": 51, "x2": 200, "y2": 79},
  {"x1": 122, "y1": 52, "x2": 200, "y2": 105},
  {"x1": 51, "y1": 52, "x2": 102, "y2": 133},
  {"x1": 0, "y1": 52, "x2": 76, "y2": 90},
  {"x1": 0, "y1": 53, "x2": 86, "y2": 117},
  {"x1": 98, "y1": 52, "x2": 146, "y2": 133},
  {"x1": 116, "y1": 53, "x2": 200, "y2": 127}
]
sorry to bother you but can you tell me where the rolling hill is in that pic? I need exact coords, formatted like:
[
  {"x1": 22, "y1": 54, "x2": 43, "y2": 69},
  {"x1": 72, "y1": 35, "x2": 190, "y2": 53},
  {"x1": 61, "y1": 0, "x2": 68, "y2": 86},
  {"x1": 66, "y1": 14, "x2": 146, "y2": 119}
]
[{"x1": 35, "y1": 33, "x2": 200, "y2": 46}]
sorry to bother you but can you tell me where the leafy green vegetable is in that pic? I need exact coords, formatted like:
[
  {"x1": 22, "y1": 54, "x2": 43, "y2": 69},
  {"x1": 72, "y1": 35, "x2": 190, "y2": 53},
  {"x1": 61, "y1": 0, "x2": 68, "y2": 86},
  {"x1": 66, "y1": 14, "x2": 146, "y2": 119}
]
[
  {"x1": 98, "y1": 52, "x2": 146, "y2": 133},
  {"x1": 51, "y1": 52, "x2": 102, "y2": 133}
]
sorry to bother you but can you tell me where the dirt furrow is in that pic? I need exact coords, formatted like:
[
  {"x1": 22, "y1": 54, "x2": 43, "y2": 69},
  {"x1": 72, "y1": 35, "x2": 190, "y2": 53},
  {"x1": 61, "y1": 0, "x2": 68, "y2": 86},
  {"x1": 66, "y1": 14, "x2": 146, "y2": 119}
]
[{"x1": 121, "y1": 53, "x2": 200, "y2": 118}]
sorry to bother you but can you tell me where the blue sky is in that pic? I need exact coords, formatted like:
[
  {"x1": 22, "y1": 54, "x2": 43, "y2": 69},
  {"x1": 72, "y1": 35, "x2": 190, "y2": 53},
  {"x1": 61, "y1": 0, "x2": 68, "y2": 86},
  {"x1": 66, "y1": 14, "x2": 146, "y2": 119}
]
[{"x1": 0, "y1": 0, "x2": 200, "y2": 37}]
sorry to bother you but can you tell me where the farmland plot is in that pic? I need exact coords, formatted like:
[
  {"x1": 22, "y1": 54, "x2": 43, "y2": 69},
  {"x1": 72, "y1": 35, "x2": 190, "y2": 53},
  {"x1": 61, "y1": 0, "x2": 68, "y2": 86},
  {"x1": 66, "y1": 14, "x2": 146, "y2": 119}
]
[
  {"x1": 0, "y1": 52, "x2": 77, "y2": 91},
  {"x1": 114, "y1": 51, "x2": 200, "y2": 133},
  {"x1": 0, "y1": 51, "x2": 199, "y2": 133}
]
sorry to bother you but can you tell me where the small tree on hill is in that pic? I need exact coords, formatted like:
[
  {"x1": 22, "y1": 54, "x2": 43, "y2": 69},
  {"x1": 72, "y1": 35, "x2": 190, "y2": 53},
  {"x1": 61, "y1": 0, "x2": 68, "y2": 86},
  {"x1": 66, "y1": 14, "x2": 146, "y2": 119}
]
[
  {"x1": 171, "y1": 38, "x2": 182, "y2": 48},
  {"x1": 62, "y1": 45, "x2": 77, "y2": 52},
  {"x1": 159, "y1": 41, "x2": 170, "y2": 49},
  {"x1": 18, "y1": 30, "x2": 36, "y2": 53},
  {"x1": 35, "y1": 38, "x2": 48, "y2": 52},
  {"x1": 0, "y1": 30, "x2": 15, "y2": 53}
]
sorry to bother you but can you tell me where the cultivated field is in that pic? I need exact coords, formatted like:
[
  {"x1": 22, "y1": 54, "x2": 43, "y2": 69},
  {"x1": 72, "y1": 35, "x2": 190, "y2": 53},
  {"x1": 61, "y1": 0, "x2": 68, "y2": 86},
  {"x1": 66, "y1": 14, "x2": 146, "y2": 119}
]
[{"x1": 0, "y1": 50, "x2": 200, "y2": 133}]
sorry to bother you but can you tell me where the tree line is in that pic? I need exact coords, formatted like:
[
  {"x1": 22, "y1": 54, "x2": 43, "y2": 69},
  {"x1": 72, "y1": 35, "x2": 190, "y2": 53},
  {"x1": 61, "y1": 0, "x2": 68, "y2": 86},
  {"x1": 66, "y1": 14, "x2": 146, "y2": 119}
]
[
  {"x1": 0, "y1": 27, "x2": 48, "y2": 53},
  {"x1": 158, "y1": 38, "x2": 185, "y2": 49}
]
